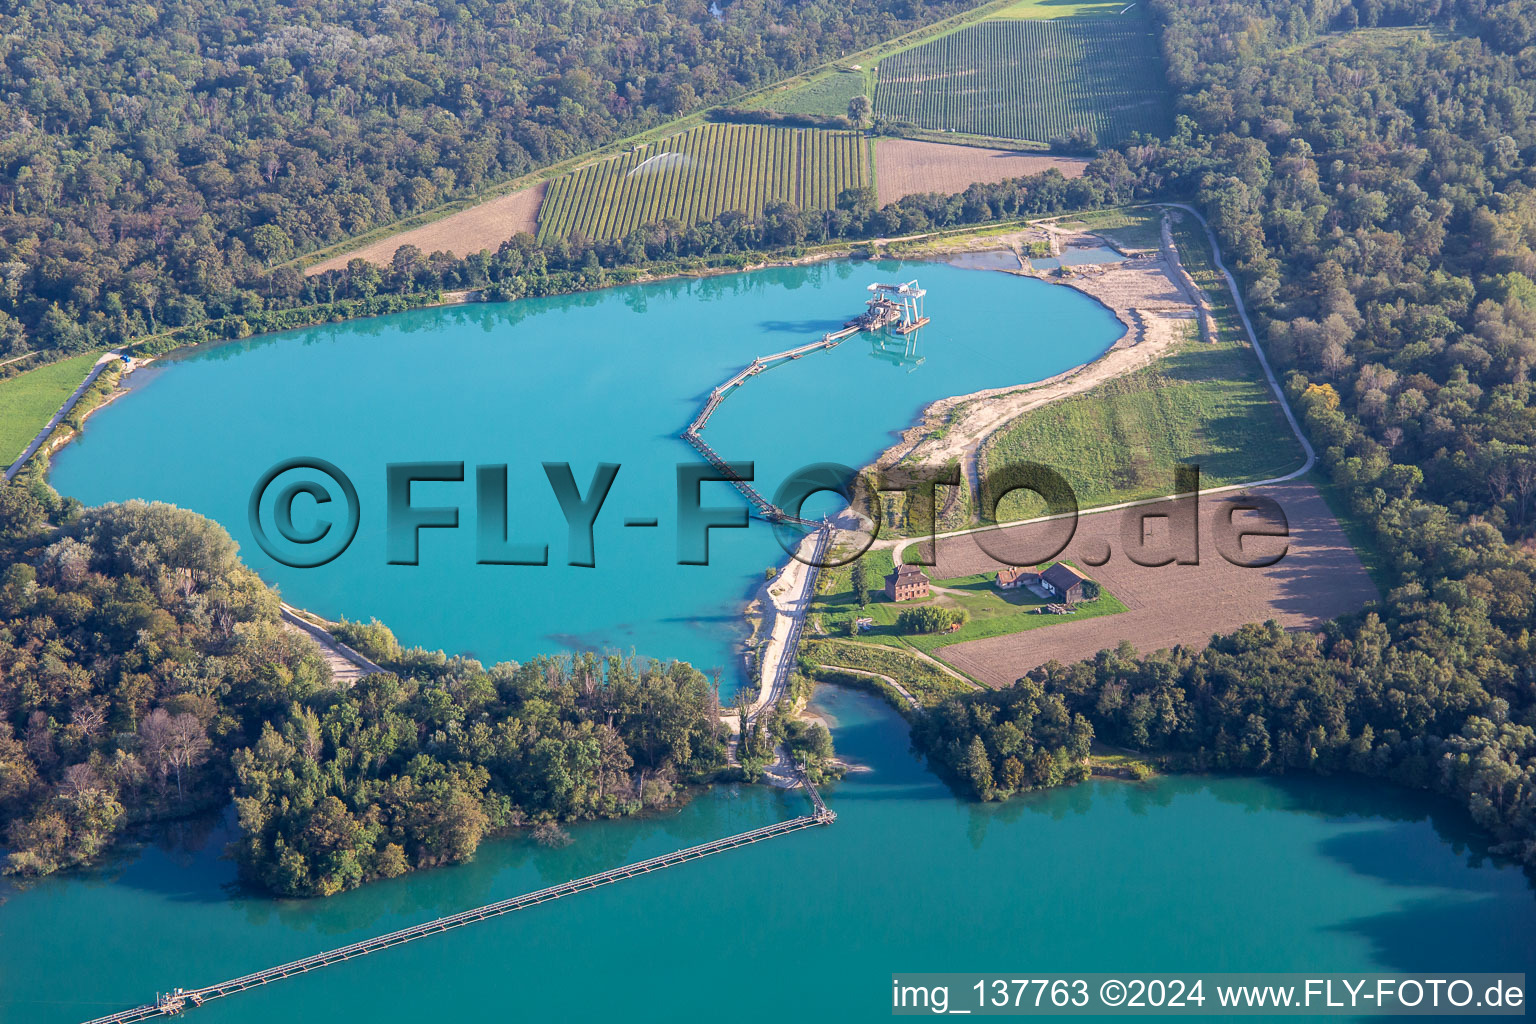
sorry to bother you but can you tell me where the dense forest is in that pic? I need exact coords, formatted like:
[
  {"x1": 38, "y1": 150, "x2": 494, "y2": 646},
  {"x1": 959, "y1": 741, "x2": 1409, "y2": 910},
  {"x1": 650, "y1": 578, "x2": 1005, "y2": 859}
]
[
  {"x1": 915, "y1": 0, "x2": 1536, "y2": 868},
  {"x1": 911, "y1": 679, "x2": 1093, "y2": 800},
  {"x1": 0, "y1": 482, "x2": 726, "y2": 894},
  {"x1": 0, "y1": 0, "x2": 975, "y2": 360}
]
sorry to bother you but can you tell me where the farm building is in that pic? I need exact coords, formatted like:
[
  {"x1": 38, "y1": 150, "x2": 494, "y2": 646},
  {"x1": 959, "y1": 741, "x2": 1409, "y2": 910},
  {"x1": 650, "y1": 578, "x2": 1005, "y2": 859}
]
[
  {"x1": 885, "y1": 563, "x2": 931, "y2": 602},
  {"x1": 996, "y1": 566, "x2": 1040, "y2": 590},
  {"x1": 1040, "y1": 562, "x2": 1093, "y2": 604}
]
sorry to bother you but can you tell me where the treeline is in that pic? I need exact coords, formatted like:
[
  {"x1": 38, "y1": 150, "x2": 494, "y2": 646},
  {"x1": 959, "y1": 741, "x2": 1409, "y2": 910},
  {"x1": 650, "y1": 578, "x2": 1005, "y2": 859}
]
[
  {"x1": 914, "y1": 0, "x2": 1536, "y2": 867},
  {"x1": 0, "y1": 0, "x2": 978, "y2": 363},
  {"x1": 728, "y1": 669, "x2": 838, "y2": 785},
  {"x1": 0, "y1": 477, "x2": 727, "y2": 894},
  {"x1": 708, "y1": 107, "x2": 858, "y2": 130},
  {"x1": 0, "y1": 490, "x2": 314, "y2": 876},
  {"x1": 303, "y1": 169, "x2": 1131, "y2": 306},
  {"x1": 8, "y1": 154, "x2": 1135, "y2": 376},
  {"x1": 912, "y1": 679, "x2": 1093, "y2": 800}
]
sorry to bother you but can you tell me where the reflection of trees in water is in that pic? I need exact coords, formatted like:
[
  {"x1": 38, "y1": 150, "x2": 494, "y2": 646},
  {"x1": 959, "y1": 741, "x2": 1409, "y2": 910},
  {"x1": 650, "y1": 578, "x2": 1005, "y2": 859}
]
[
  {"x1": 956, "y1": 772, "x2": 1536, "y2": 902},
  {"x1": 1205, "y1": 773, "x2": 1501, "y2": 856},
  {"x1": 186, "y1": 259, "x2": 910, "y2": 367},
  {"x1": 142, "y1": 805, "x2": 227, "y2": 866},
  {"x1": 961, "y1": 775, "x2": 1102, "y2": 850}
]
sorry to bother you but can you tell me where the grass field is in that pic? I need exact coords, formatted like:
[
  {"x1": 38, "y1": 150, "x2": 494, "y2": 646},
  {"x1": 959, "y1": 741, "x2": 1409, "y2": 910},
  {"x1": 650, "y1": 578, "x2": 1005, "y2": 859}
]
[
  {"x1": 972, "y1": 203, "x2": 1307, "y2": 520},
  {"x1": 804, "y1": 638, "x2": 972, "y2": 706},
  {"x1": 809, "y1": 547, "x2": 1124, "y2": 660},
  {"x1": 1056, "y1": 206, "x2": 1163, "y2": 250},
  {"x1": 989, "y1": 0, "x2": 1131, "y2": 16},
  {"x1": 1299, "y1": 25, "x2": 1451, "y2": 57},
  {"x1": 1167, "y1": 213, "x2": 1248, "y2": 343},
  {"x1": 981, "y1": 335, "x2": 1306, "y2": 520},
  {"x1": 536, "y1": 124, "x2": 868, "y2": 242},
  {"x1": 759, "y1": 70, "x2": 872, "y2": 118},
  {"x1": 872, "y1": 18, "x2": 1171, "y2": 145},
  {"x1": 0, "y1": 351, "x2": 102, "y2": 465}
]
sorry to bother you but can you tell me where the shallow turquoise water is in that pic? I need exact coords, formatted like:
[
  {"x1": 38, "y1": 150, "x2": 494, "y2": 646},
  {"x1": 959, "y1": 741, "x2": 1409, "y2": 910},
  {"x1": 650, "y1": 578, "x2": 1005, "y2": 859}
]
[
  {"x1": 2, "y1": 687, "x2": 1532, "y2": 1024},
  {"x1": 51, "y1": 260, "x2": 1118, "y2": 685},
  {"x1": 24, "y1": 260, "x2": 1535, "y2": 1022}
]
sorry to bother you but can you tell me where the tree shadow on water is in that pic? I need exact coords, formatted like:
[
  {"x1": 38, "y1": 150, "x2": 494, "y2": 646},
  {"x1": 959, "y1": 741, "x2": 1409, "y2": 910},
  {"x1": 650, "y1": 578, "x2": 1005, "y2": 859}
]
[
  {"x1": 1241, "y1": 776, "x2": 1536, "y2": 972},
  {"x1": 1327, "y1": 887, "x2": 1536, "y2": 973},
  {"x1": 757, "y1": 318, "x2": 847, "y2": 335}
]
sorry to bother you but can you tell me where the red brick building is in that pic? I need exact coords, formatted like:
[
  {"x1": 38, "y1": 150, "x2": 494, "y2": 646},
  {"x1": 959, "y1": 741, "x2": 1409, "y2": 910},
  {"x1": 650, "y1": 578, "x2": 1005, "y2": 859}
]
[{"x1": 885, "y1": 563, "x2": 931, "y2": 602}]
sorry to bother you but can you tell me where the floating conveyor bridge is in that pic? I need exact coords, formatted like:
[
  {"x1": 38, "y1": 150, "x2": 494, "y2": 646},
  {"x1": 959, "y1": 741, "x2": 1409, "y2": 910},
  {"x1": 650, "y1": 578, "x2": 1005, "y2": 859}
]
[{"x1": 83, "y1": 784, "x2": 833, "y2": 1023}]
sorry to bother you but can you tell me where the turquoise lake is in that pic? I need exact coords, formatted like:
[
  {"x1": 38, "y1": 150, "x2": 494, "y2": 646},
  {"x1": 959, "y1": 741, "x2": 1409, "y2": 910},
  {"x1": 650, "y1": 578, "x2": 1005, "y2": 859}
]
[
  {"x1": 50, "y1": 259, "x2": 1120, "y2": 686},
  {"x1": 16, "y1": 259, "x2": 1535, "y2": 1022}
]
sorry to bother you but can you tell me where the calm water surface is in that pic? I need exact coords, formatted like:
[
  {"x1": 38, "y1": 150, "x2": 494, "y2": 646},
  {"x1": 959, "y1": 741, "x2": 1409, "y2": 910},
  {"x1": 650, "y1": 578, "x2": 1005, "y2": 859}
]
[
  {"x1": 19, "y1": 260, "x2": 1535, "y2": 1022},
  {"x1": 51, "y1": 260, "x2": 1117, "y2": 686},
  {"x1": 2, "y1": 687, "x2": 1532, "y2": 1023}
]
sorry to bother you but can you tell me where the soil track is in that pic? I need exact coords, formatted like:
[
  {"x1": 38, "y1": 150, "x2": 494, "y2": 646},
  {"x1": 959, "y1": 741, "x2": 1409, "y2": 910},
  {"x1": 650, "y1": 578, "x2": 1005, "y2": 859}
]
[
  {"x1": 927, "y1": 480, "x2": 1378, "y2": 687},
  {"x1": 874, "y1": 139, "x2": 1087, "y2": 205},
  {"x1": 306, "y1": 184, "x2": 545, "y2": 275}
]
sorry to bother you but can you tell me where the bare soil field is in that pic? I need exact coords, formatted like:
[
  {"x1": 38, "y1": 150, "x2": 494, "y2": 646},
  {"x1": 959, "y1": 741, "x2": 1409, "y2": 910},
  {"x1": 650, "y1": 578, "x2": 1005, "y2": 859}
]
[
  {"x1": 306, "y1": 184, "x2": 546, "y2": 275},
  {"x1": 927, "y1": 480, "x2": 1377, "y2": 686},
  {"x1": 874, "y1": 139, "x2": 1088, "y2": 205}
]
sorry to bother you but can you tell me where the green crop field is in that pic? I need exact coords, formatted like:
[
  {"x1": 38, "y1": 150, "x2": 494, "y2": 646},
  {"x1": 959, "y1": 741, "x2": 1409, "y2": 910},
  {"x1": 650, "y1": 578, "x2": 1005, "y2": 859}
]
[
  {"x1": 536, "y1": 124, "x2": 869, "y2": 242},
  {"x1": 0, "y1": 351, "x2": 102, "y2": 465},
  {"x1": 759, "y1": 70, "x2": 872, "y2": 118},
  {"x1": 872, "y1": 18, "x2": 1171, "y2": 145},
  {"x1": 988, "y1": 0, "x2": 1130, "y2": 17},
  {"x1": 980, "y1": 335, "x2": 1306, "y2": 521}
]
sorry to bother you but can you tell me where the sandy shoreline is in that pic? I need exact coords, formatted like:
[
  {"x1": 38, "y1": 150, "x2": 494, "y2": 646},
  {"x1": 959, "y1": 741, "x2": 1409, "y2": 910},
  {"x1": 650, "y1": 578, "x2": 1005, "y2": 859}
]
[{"x1": 870, "y1": 215, "x2": 1201, "y2": 503}]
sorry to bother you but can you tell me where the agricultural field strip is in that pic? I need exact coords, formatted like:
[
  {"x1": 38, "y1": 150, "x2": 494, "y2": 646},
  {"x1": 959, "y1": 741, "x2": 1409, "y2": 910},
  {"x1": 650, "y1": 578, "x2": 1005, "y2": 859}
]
[
  {"x1": 872, "y1": 19, "x2": 1170, "y2": 145},
  {"x1": 298, "y1": 0, "x2": 1031, "y2": 270},
  {"x1": 536, "y1": 124, "x2": 867, "y2": 242}
]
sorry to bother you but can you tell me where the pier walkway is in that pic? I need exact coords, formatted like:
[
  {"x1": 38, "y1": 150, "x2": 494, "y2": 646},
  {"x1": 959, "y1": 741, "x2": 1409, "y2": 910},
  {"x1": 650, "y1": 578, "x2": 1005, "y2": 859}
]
[
  {"x1": 83, "y1": 792, "x2": 833, "y2": 1022},
  {"x1": 686, "y1": 285, "x2": 931, "y2": 724}
]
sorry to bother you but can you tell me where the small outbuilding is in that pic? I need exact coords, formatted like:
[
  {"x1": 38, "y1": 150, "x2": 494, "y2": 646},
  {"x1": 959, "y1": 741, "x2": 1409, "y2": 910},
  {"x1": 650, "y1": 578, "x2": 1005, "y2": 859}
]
[
  {"x1": 1040, "y1": 562, "x2": 1093, "y2": 604},
  {"x1": 995, "y1": 566, "x2": 1040, "y2": 590},
  {"x1": 885, "y1": 563, "x2": 931, "y2": 602}
]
